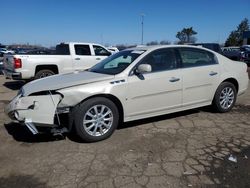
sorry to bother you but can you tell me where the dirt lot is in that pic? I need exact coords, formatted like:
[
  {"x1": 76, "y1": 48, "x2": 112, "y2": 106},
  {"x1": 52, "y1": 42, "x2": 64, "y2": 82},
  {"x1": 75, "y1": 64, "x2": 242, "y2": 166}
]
[{"x1": 0, "y1": 73, "x2": 250, "y2": 188}]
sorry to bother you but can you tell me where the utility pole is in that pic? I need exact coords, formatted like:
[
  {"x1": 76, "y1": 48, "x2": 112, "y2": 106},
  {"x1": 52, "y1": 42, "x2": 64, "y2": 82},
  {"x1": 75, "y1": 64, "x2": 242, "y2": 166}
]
[{"x1": 141, "y1": 13, "x2": 145, "y2": 45}]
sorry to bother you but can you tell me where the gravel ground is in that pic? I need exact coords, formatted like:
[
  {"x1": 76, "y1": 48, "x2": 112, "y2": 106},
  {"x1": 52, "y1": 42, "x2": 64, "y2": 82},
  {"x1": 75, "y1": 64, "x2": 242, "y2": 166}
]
[{"x1": 0, "y1": 73, "x2": 250, "y2": 188}]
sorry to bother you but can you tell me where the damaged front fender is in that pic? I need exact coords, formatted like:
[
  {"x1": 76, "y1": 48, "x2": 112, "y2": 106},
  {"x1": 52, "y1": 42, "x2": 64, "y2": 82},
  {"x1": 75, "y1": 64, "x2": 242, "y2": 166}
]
[{"x1": 5, "y1": 93, "x2": 62, "y2": 125}]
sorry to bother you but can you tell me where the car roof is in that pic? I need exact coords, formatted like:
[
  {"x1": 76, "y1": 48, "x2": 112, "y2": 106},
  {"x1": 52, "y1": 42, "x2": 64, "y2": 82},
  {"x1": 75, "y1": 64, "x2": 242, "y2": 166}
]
[
  {"x1": 126, "y1": 45, "x2": 210, "y2": 52},
  {"x1": 59, "y1": 42, "x2": 106, "y2": 46}
]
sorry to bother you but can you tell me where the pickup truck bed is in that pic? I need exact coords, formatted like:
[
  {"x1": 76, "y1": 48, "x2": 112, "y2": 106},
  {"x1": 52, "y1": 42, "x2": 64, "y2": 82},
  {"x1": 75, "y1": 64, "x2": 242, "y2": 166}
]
[{"x1": 3, "y1": 42, "x2": 111, "y2": 80}]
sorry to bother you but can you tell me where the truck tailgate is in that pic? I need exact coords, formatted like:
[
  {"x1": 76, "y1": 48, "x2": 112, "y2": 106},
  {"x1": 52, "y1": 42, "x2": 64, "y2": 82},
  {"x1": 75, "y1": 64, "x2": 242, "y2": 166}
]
[{"x1": 3, "y1": 54, "x2": 15, "y2": 71}]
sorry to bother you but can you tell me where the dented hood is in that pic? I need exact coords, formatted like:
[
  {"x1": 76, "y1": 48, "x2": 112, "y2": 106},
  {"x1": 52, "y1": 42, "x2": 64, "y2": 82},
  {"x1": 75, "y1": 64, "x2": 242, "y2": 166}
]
[{"x1": 22, "y1": 71, "x2": 114, "y2": 96}]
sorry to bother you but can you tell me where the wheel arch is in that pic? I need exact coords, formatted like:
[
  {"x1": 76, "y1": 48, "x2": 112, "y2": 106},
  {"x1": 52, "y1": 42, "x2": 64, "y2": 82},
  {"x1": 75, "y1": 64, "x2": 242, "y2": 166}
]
[
  {"x1": 35, "y1": 64, "x2": 59, "y2": 75},
  {"x1": 76, "y1": 94, "x2": 124, "y2": 123},
  {"x1": 221, "y1": 77, "x2": 239, "y2": 93}
]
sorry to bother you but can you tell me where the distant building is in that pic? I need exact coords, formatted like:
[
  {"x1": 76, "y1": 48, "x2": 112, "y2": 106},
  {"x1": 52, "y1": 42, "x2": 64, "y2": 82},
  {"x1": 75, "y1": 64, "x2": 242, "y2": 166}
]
[{"x1": 243, "y1": 31, "x2": 250, "y2": 45}]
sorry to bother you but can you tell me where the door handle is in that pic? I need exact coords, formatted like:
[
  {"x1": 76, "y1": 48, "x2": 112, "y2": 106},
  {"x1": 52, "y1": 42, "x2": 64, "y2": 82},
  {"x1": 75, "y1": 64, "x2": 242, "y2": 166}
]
[
  {"x1": 75, "y1": 58, "x2": 80, "y2": 60},
  {"x1": 169, "y1": 77, "x2": 180, "y2": 82},
  {"x1": 96, "y1": 58, "x2": 101, "y2": 60},
  {"x1": 209, "y1": 71, "x2": 218, "y2": 76}
]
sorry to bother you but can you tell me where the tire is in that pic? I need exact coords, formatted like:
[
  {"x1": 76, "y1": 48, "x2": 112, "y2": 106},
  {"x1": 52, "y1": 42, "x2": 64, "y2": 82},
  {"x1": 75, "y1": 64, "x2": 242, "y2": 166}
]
[
  {"x1": 212, "y1": 82, "x2": 237, "y2": 113},
  {"x1": 73, "y1": 97, "x2": 119, "y2": 142},
  {"x1": 35, "y1": 69, "x2": 55, "y2": 79}
]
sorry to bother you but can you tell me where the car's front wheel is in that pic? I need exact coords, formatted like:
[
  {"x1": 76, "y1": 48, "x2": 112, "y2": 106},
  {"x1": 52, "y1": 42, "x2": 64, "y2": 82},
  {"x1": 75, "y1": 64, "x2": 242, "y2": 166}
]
[
  {"x1": 73, "y1": 97, "x2": 119, "y2": 142},
  {"x1": 212, "y1": 82, "x2": 237, "y2": 113}
]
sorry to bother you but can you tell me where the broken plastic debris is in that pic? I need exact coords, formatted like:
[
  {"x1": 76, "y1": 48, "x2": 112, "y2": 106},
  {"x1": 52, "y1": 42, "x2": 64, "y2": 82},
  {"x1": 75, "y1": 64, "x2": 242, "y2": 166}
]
[
  {"x1": 228, "y1": 154, "x2": 237, "y2": 163},
  {"x1": 244, "y1": 155, "x2": 248, "y2": 159},
  {"x1": 183, "y1": 171, "x2": 193, "y2": 175},
  {"x1": 187, "y1": 183, "x2": 192, "y2": 187}
]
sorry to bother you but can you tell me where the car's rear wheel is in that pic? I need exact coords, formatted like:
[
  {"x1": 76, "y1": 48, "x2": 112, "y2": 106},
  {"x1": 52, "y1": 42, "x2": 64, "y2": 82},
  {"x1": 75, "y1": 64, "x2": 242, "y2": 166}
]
[
  {"x1": 212, "y1": 82, "x2": 237, "y2": 113},
  {"x1": 35, "y1": 69, "x2": 55, "y2": 79},
  {"x1": 73, "y1": 97, "x2": 119, "y2": 142}
]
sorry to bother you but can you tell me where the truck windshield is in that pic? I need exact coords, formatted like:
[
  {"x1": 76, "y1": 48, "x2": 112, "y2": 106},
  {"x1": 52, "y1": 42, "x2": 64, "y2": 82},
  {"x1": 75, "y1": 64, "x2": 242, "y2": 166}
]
[{"x1": 89, "y1": 50, "x2": 145, "y2": 75}]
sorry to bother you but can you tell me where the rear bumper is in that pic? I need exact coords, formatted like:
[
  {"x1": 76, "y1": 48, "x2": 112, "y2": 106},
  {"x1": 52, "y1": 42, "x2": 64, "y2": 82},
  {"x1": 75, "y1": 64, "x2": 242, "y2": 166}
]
[{"x1": 2, "y1": 69, "x2": 22, "y2": 80}]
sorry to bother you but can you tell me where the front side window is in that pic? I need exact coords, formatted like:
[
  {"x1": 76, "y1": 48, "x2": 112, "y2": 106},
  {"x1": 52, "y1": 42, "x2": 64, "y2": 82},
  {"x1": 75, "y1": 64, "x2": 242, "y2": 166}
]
[
  {"x1": 138, "y1": 48, "x2": 177, "y2": 72},
  {"x1": 178, "y1": 48, "x2": 217, "y2": 68},
  {"x1": 93, "y1": 45, "x2": 111, "y2": 56},
  {"x1": 75, "y1": 45, "x2": 91, "y2": 55},
  {"x1": 89, "y1": 50, "x2": 145, "y2": 75}
]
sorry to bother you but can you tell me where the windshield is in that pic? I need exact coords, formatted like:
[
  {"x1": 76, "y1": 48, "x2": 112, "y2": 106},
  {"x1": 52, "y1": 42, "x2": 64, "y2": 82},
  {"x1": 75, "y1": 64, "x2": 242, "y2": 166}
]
[{"x1": 89, "y1": 50, "x2": 145, "y2": 75}]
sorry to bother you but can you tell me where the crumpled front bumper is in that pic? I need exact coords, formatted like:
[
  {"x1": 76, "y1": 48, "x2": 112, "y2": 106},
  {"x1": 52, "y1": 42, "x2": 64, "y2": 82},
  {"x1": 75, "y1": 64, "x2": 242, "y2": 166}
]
[{"x1": 5, "y1": 93, "x2": 62, "y2": 134}]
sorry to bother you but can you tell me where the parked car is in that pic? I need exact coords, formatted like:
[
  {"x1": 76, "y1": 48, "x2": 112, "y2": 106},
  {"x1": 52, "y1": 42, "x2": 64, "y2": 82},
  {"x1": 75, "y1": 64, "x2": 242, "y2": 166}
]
[
  {"x1": 5, "y1": 45, "x2": 248, "y2": 142},
  {"x1": 221, "y1": 46, "x2": 242, "y2": 61},
  {"x1": 0, "y1": 52, "x2": 4, "y2": 65},
  {"x1": 0, "y1": 48, "x2": 15, "y2": 54},
  {"x1": 240, "y1": 45, "x2": 250, "y2": 66},
  {"x1": 0, "y1": 48, "x2": 14, "y2": 66},
  {"x1": 3, "y1": 42, "x2": 111, "y2": 80},
  {"x1": 25, "y1": 49, "x2": 55, "y2": 55}
]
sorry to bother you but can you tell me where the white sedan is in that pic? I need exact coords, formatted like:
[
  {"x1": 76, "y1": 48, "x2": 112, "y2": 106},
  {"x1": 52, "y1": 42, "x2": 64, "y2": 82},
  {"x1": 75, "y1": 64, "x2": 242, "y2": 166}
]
[{"x1": 5, "y1": 45, "x2": 249, "y2": 142}]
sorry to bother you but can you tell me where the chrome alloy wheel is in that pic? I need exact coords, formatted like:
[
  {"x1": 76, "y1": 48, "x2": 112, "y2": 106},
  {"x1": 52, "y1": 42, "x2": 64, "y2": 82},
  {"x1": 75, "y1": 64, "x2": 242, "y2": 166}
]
[
  {"x1": 219, "y1": 87, "x2": 235, "y2": 110},
  {"x1": 83, "y1": 105, "x2": 113, "y2": 137}
]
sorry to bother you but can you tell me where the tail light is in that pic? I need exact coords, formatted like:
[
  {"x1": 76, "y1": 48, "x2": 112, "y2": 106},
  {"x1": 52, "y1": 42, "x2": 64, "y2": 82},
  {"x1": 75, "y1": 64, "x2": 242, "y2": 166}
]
[{"x1": 14, "y1": 58, "x2": 22, "y2": 69}]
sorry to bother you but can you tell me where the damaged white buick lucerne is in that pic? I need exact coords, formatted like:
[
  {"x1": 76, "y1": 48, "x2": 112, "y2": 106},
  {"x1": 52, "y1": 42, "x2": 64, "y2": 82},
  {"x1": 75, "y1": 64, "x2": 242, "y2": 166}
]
[{"x1": 5, "y1": 45, "x2": 249, "y2": 142}]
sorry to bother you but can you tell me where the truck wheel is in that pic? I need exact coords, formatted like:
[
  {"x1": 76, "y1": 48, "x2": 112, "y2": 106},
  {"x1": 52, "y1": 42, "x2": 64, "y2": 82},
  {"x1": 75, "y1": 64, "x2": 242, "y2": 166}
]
[
  {"x1": 212, "y1": 82, "x2": 237, "y2": 113},
  {"x1": 73, "y1": 97, "x2": 119, "y2": 142},
  {"x1": 35, "y1": 69, "x2": 55, "y2": 79}
]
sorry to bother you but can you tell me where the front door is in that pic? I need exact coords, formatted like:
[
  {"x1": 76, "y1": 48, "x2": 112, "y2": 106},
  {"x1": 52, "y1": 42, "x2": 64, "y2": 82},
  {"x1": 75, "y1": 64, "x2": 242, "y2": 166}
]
[{"x1": 126, "y1": 48, "x2": 182, "y2": 120}]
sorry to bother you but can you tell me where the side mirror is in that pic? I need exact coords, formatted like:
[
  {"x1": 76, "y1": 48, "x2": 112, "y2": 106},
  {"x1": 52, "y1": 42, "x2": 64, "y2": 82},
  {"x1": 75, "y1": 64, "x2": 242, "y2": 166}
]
[{"x1": 136, "y1": 64, "x2": 152, "y2": 74}]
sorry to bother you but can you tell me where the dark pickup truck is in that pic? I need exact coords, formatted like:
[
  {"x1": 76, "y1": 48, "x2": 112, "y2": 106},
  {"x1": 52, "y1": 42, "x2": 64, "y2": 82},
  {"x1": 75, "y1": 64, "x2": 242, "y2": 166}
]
[
  {"x1": 190, "y1": 43, "x2": 223, "y2": 54},
  {"x1": 222, "y1": 45, "x2": 250, "y2": 66}
]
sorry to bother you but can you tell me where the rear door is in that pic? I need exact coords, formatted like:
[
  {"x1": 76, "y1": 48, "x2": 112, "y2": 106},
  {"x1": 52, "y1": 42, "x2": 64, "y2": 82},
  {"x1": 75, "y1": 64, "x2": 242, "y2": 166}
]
[
  {"x1": 178, "y1": 47, "x2": 220, "y2": 107},
  {"x1": 72, "y1": 44, "x2": 97, "y2": 70}
]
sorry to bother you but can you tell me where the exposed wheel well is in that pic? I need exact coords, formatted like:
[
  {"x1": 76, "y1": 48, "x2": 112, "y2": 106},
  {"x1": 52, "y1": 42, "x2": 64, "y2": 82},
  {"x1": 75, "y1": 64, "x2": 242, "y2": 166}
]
[
  {"x1": 222, "y1": 78, "x2": 239, "y2": 92},
  {"x1": 78, "y1": 94, "x2": 124, "y2": 123},
  {"x1": 35, "y1": 65, "x2": 59, "y2": 75}
]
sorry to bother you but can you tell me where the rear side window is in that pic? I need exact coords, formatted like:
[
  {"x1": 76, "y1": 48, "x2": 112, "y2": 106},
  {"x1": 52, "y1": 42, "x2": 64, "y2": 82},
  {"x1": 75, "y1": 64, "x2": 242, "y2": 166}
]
[
  {"x1": 178, "y1": 48, "x2": 217, "y2": 68},
  {"x1": 56, "y1": 44, "x2": 70, "y2": 55},
  {"x1": 75, "y1": 45, "x2": 91, "y2": 55}
]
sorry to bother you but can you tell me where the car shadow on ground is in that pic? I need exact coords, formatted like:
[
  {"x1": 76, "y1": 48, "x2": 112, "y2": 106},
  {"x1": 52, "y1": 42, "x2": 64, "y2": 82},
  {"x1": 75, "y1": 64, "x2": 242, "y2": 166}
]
[
  {"x1": 0, "y1": 174, "x2": 48, "y2": 188},
  {"x1": 3, "y1": 80, "x2": 25, "y2": 90},
  {"x1": 4, "y1": 123, "x2": 65, "y2": 143},
  {"x1": 119, "y1": 106, "x2": 212, "y2": 130},
  {"x1": 3, "y1": 106, "x2": 224, "y2": 143},
  {"x1": 4, "y1": 108, "x2": 203, "y2": 143}
]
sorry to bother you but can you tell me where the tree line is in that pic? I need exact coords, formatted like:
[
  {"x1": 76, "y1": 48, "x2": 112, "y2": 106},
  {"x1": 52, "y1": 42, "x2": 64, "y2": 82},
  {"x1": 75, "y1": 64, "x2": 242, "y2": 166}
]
[{"x1": 143, "y1": 18, "x2": 249, "y2": 47}]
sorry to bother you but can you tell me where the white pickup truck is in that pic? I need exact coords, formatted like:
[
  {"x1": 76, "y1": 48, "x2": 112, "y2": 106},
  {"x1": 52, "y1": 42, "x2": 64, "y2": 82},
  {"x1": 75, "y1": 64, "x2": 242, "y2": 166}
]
[{"x1": 3, "y1": 42, "x2": 112, "y2": 80}]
